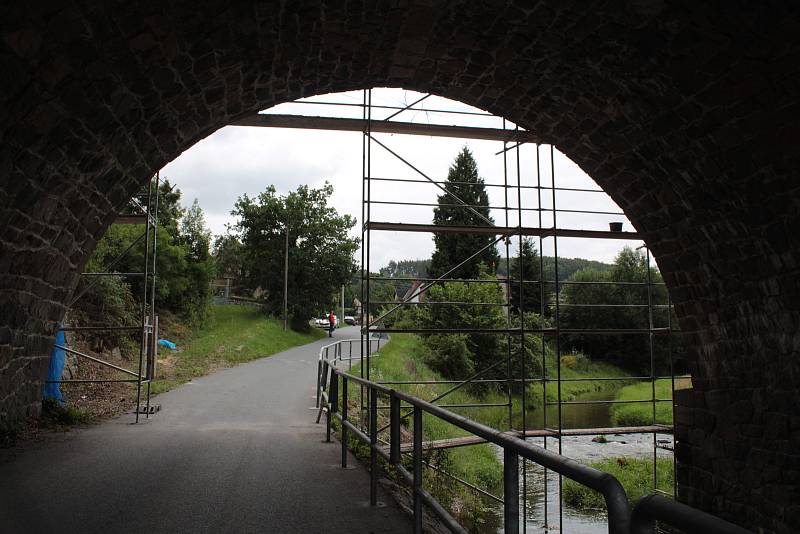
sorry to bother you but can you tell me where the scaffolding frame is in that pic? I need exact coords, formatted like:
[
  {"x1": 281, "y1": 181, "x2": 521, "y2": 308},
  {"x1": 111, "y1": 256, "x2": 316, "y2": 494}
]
[
  {"x1": 50, "y1": 173, "x2": 162, "y2": 423},
  {"x1": 247, "y1": 90, "x2": 681, "y2": 531}
]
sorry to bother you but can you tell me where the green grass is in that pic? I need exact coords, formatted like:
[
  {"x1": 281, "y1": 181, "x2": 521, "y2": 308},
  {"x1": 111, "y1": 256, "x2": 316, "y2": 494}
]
[
  {"x1": 545, "y1": 351, "x2": 628, "y2": 402},
  {"x1": 41, "y1": 398, "x2": 91, "y2": 426},
  {"x1": 609, "y1": 379, "x2": 677, "y2": 426},
  {"x1": 150, "y1": 305, "x2": 324, "y2": 395},
  {"x1": 563, "y1": 457, "x2": 674, "y2": 510},
  {"x1": 349, "y1": 334, "x2": 505, "y2": 531}
]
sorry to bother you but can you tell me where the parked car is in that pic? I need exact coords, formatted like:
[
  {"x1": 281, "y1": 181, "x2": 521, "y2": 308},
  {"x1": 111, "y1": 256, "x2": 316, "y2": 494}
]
[
  {"x1": 315, "y1": 315, "x2": 338, "y2": 329},
  {"x1": 344, "y1": 316, "x2": 356, "y2": 326}
]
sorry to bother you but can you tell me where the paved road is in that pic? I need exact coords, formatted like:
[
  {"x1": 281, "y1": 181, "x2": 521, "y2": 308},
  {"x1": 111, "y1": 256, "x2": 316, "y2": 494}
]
[{"x1": 0, "y1": 326, "x2": 410, "y2": 533}]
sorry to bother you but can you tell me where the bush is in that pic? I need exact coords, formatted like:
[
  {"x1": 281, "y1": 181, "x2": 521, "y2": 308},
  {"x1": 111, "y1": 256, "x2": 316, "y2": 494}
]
[
  {"x1": 69, "y1": 274, "x2": 139, "y2": 357},
  {"x1": 563, "y1": 456, "x2": 673, "y2": 510},
  {"x1": 421, "y1": 334, "x2": 474, "y2": 377}
]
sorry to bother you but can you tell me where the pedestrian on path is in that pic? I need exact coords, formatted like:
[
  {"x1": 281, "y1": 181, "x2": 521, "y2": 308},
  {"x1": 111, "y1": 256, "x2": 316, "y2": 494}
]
[{"x1": 328, "y1": 310, "x2": 335, "y2": 337}]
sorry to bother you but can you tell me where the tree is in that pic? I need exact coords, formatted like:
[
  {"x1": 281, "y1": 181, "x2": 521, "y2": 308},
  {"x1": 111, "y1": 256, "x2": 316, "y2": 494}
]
[
  {"x1": 177, "y1": 199, "x2": 215, "y2": 323},
  {"x1": 180, "y1": 199, "x2": 211, "y2": 261},
  {"x1": 413, "y1": 272, "x2": 506, "y2": 382},
  {"x1": 80, "y1": 181, "x2": 216, "y2": 326},
  {"x1": 508, "y1": 238, "x2": 543, "y2": 315},
  {"x1": 124, "y1": 178, "x2": 185, "y2": 237},
  {"x1": 212, "y1": 234, "x2": 247, "y2": 286},
  {"x1": 232, "y1": 183, "x2": 359, "y2": 330},
  {"x1": 429, "y1": 147, "x2": 499, "y2": 279},
  {"x1": 380, "y1": 259, "x2": 430, "y2": 279},
  {"x1": 560, "y1": 247, "x2": 672, "y2": 372}
]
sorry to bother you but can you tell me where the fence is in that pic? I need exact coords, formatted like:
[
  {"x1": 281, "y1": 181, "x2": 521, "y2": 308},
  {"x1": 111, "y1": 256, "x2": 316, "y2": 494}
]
[{"x1": 315, "y1": 340, "x2": 751, "y2": 534}]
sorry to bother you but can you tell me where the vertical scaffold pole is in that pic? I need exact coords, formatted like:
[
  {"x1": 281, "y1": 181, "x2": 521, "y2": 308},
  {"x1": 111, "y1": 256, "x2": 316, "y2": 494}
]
[
  {"x1": 145, "y1": 172, "x2": 160, "y2": 418},
  {"x1": 646, "y1": 246, "x2": 657, "y2": 490},
  {"x1": 535, "y1": 144, "x2": 549, "y2": 529},
  {"x1": 514, "y1": 133, "x2": 527, "y2": 533},
  {"x1": 550, "y1": 144, "x2": 564, "y2": 532},
  {"x1": 135, "y1": 175, "x2": 153, "y2": 423}
]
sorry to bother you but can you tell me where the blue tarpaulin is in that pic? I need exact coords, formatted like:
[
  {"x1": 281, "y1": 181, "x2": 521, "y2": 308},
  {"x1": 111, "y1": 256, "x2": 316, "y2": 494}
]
[
  {"x1": 43, "y1": 328, "x2": 66, "y2": 404},
  {"x1": 158, "y1": 339, "x2": 177, "y2": 350}
]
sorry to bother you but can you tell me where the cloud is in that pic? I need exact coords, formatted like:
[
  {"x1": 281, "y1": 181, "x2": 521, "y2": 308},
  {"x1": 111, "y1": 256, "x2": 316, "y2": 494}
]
[{"x1": 161, "y1": 89, "x2": 639, "y2": 268}]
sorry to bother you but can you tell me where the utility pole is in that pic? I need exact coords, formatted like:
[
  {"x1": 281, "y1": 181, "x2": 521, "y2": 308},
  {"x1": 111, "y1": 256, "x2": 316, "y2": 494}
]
[
  {"x1": 283, "y1": 225, "x2": 289, "y2": 331},
  {"x1": 341, "y1": 285, "x2": 345, "y2": 324}
]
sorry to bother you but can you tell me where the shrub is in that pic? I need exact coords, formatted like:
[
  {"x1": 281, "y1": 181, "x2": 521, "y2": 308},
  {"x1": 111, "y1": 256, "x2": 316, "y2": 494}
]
[
  {"x1": 421, "y1": 334, "x2": 474, "y2": 378},
  {"x1": 563, "y1": 456, "x2": 673, "y2": 510}
]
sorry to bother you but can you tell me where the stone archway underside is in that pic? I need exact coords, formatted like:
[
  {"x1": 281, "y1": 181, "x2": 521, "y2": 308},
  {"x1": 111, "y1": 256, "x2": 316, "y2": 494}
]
[{"x1": 1, "y1": 2, "x2": 798, "y2": 531}]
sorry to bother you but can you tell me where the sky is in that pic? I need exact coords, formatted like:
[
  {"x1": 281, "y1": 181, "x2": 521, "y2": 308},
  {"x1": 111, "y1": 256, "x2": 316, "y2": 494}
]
[{"x1": 161, "y1": 89, "x2": 644, "y2": 270}]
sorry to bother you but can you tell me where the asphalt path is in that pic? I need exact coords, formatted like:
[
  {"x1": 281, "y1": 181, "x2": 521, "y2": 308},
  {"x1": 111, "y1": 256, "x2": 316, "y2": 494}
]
[{"x1": 0, "y1": 326, "x2": 410, "y2": 533}]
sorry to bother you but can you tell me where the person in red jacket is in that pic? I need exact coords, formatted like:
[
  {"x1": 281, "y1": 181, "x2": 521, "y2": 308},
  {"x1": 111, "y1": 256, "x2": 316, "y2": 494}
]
[{"x1": 328, "y1": 310, "x2": 335, "y2": 337}]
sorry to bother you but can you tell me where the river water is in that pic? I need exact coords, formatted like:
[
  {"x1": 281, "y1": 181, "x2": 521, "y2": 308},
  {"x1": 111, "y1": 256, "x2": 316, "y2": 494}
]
[
  {"x1": 513, "y1": 433, "x2": 674, "y2": 533},
  {"x1": 493, "y1": 388, "x2": 676, "y2": 533}
]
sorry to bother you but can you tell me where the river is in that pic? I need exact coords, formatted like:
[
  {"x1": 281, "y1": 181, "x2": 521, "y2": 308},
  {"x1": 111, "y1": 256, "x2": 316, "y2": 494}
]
[{"x1": 493, "y1": 387, "x2": 675, "y2": 533}]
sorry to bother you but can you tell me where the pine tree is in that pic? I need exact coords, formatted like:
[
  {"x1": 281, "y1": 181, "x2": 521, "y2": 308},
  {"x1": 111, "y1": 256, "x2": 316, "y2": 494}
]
[
  {"x1": 509, "y1": 238, "x2": 543, "y2": 314},
  {"x1": 429, "y1": 147, "x2": 499, "y2": 279}
]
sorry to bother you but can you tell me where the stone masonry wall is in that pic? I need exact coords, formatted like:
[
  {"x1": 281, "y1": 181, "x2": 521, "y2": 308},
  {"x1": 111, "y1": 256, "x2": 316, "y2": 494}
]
[{"x1": 0, "y1": 1, "x2": 798, "y2": 531}]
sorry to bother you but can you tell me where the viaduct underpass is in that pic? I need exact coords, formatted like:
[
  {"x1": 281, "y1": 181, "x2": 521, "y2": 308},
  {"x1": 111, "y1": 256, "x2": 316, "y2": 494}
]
[{"x1": 0, "y1": 2, "x2": 798, "y2": 532}]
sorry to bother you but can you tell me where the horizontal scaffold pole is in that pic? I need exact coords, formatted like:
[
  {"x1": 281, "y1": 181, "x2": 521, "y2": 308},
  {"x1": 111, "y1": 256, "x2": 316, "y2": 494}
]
[
  {"x1": 367, "y1": 221, "x2": 641, "y2": 240},
  {"x1": 231, "y1": 114, "x2": 541, "y2": 144}
]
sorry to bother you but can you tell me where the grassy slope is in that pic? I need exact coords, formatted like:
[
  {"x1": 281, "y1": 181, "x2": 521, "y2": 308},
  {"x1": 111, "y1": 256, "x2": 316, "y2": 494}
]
[
  {"x1": 563, "y1": 457, "x2": 674, "y2": 510},
  {"x1": 543, "y1": 352, "x2": 627, "y2": 402},
  {"x1": 151, "y1": 305, "x2": 324, "y2": 394},
  {"x1": 353, "y1": 334, "x2": 504, "y2": 531},
  {"x1": 609, "y1": 379, "x2": 675, "y2": 426}
]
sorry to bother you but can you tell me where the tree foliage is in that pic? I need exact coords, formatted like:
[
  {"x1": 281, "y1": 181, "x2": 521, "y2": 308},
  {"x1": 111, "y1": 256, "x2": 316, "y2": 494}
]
[
  {"x1": 508, "y1": 238, "x2": 543, "y2": 315},
  {"x1": 232, "y1": 183, "x2": 359, "y2": 330},
  {"x1": 380, "y1": 259, "x2": 430, "y2": 279},
  {"x1": 212, "y1": 233, "x2": 247, "y2": 289},
  {"x1": 429, "y1": 147, "x2": 499, "y2": 279},
  {"x1": 394, "y1": 266, "x2": 540, "y2": 392},
  {"x1": 76, "y1": 179, "x2": 215, "y2": 329},
  {"x1": 560, "y1": 247, "x2": 675, "y2": 372}
]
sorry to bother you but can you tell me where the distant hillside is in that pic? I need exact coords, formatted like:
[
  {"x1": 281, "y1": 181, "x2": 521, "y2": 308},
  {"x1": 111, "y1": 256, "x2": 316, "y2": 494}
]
[
  {"x1": 379, "y1": 256, "x2": 611, "y2": 282},
  {"x1": 379, "y1": 259, "x2": 430, "y2": 279},
  {"x1": 496, "y1": 256, "x2": 613, "y2": 282}
]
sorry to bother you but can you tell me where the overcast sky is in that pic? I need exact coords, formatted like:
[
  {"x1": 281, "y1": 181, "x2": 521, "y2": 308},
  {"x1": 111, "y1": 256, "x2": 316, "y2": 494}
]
[{"x1": 161, "y1": 89, "x2": 643, "y2": 269}]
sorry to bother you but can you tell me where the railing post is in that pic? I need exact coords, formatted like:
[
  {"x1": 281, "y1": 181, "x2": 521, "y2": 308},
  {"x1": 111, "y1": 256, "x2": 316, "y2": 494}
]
[
  {"x1": 316, "y1": 359, "x2": 322, "y2": 408},
  {"x1": 389, "y1": 392, "x2": 400, "y2": 464},
  {"x1": 369, "y1": 386, "x2": 378, "y2": 506},
  {"x1": 330, "y1": 368, "x2": 338, "y2": 415},
  {"x1": 341, "y1": 377, "x2": 348, "y2": 468},
  {"x1": 326, "y1": 369, "x2": 335, "y2": 443},
  {"x1": 413, "y1": 407, "x2": 423, "y2": 534},
  {"x1": 503, "y1": 449, "x2": 520, "y2": 534}
]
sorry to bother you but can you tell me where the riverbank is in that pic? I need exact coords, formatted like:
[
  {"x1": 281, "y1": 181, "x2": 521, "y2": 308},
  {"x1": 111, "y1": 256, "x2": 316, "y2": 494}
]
[
  {"x1": 610, "y1": 379, "x2": 681, "y2": 426},
  {"x1": 563, "y1": 456, "x2": 674, "y2": 509},
  {"x1": 350, "y1": 333, "x2": 637, "y2": 531}
]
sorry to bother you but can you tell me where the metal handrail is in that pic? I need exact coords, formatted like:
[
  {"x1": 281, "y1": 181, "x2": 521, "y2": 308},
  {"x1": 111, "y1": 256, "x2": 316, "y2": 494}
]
[
  {"x1": 316, "y1": 344, "x2": 631, "y2": 534},
  {"x1": 316, "y1": 339, "x2": 751, "y2": 534},
  {"x1": 631, "y1": 494, "x2": 752, "y2": 534}
]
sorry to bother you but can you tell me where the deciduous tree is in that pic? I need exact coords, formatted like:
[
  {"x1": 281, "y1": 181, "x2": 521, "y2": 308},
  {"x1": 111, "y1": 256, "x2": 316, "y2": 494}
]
[{"x1": 232, "y1": 183, "x2": 359, "y2": 330}]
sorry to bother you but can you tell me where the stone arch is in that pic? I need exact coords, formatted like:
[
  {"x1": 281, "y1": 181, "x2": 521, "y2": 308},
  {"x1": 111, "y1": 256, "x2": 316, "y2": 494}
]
[{"x1": 1, "y1": 2, "x2": 798, "y2": 531}]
